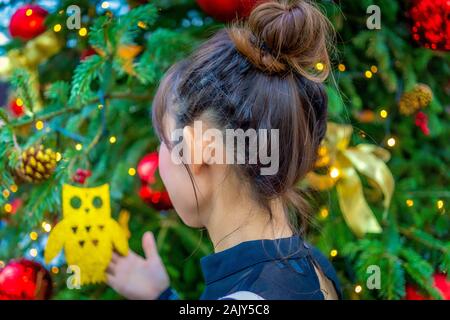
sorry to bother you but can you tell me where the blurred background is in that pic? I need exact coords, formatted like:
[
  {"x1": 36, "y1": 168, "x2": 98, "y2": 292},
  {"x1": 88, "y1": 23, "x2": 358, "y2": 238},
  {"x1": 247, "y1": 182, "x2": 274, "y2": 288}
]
[{"x1": 0, "y1": 0, "x2": 448, "y2": 300}]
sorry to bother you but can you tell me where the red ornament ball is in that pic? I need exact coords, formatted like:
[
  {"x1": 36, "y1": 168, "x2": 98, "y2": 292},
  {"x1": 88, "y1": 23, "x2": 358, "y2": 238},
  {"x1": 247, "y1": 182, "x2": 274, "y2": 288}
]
[
  {"x1": 409, "y1": 0, "x2": 450, "y2": 51},
  {"x1": 9, "y1": 5, "x2": 48, "y2": 41},
  {"x1": 9, "y1": 98, "x2": 25, "y2": 117},
  {"x1": 137, "y1": 152, "x2": 173, "y2": 211},
  {"x1": 0, "y1": 259, "x2": 53, "y2": 300},
  {"x1": 139, "y1": 185, "x2": 173, "y2": 211},
  {"x1": 405, "y1": 273, "x2": 450, "y2": 300},
  {"x1": 137, "y1": 152, "x2": 159, "y2": 184},
  {"x1": 196, "y1": 0, "x2": 267, "y2": 22}
]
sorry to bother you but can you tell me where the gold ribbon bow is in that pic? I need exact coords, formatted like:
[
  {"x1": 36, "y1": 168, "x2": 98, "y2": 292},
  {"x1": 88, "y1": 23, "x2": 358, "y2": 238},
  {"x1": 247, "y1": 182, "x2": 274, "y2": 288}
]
[
  {"x1": 307, "y1": 122, "x2": 395, "y2": 237},
  {"x1": 0, "y1": 30, "x2": 63, "y2": 112}
]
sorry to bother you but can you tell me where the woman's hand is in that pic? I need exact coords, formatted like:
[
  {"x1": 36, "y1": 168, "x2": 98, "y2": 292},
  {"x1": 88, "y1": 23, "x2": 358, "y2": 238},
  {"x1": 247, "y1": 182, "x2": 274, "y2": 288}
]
[{"x1": 107, "y1": 232, "x2": 170, "y2": 300}]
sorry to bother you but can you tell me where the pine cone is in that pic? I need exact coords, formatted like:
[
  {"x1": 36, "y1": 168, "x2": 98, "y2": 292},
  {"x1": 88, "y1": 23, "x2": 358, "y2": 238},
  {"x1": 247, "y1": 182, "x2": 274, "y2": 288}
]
[
  {"x1": 17, "y1": 145, "x2": 57, "y2": 183},
  {"x1": 413, "y1": 84, "x2": 432, "y2": 109},
  {"x1": 399, "y1": 83, "x2": 433, "y2": 116}
]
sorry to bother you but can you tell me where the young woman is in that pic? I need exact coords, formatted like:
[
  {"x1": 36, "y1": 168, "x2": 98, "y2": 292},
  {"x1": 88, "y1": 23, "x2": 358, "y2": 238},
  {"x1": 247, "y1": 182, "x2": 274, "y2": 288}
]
[{"x1": 106, "y1": 0, "x2": 341, "y2": 300}]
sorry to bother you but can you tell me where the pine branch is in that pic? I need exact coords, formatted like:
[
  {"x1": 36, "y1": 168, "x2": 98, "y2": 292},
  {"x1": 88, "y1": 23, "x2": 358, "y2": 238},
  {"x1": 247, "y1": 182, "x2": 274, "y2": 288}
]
[
  {"x1": 400, "y1": 247, "x2": 443, "y2": 299},
  {"x1": 136, "y1": 29, "x2": 195, "y2": 84},
  {"x1": 69, "y1": 55, "x2": 105, "y2": 106},
  {"x1": 115, "y1": 4, "x2": 158, "y2": 46},
  {"x1": 88, "y1": 15, "x2": 112, "y2": 54},
  {"x1": 10, "y1": 68, "x2": 39, "y2": 113},
  {"x1": 399, "y1": 227, "x2": 447, "y2": 253},
  {"x1": 45, "y1": 81, "x2": 70, "y2": 105},
  {"x1": 10, "y1": 92, "x2": 152, "y2": 129}
]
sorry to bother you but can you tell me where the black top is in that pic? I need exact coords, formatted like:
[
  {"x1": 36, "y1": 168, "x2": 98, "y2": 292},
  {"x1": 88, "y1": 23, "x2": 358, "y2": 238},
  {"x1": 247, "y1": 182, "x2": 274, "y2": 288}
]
[{"x1": 159, "y1": 235, "x2": 342, "y2": 300}]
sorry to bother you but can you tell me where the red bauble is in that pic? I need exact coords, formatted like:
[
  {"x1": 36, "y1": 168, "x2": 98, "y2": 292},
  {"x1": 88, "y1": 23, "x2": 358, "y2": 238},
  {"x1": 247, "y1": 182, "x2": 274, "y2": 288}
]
[
  {"x1": 9, "y1": 5, "x2": 48, "y2": 41},
  {"x1": 139, "y1": 185, "x2": 173, "y2": 211},
  {"x1": 9, "y1": 98, "x2": 25, "y2": 117},
  {"x1": 0, "y1": 259, "x2": 52, "y2": 300},
  {"x1": 239, "y1": 0, "x2": 268, "y2": 18},
  {"x1": 137, "y1": 152, "x2": 173, "y2": 211},
  {"x1": 196, "y1": 0, "x2": 266, "y2": 22},
  {"x1": 409, "y1": 0, "x2": 450, "y2": 51},
  {"x1": 137, "y1": 152, "x2": 159, "y2": 184},
  {"x1": 405, "y1": 273, "x2": 450, "y2": 300}
]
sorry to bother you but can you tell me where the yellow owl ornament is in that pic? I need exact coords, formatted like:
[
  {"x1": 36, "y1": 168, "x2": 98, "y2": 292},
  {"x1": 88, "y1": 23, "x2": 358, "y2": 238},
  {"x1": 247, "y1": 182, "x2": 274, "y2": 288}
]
[{"x1": 45, "y1": 184, "x2": 129, "y2": 285}]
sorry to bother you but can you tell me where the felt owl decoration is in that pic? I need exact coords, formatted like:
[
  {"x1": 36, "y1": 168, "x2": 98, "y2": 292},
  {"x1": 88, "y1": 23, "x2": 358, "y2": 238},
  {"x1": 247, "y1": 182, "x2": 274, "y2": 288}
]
[{"x1": 44, "y1": 184, "x2": 128, "y2": 285}]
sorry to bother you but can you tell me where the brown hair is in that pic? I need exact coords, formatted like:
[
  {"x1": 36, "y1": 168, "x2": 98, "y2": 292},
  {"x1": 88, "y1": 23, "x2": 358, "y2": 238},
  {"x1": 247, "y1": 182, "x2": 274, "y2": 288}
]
[{"x1": 153, "y1": 0, "x2": 333, "y2": 234}]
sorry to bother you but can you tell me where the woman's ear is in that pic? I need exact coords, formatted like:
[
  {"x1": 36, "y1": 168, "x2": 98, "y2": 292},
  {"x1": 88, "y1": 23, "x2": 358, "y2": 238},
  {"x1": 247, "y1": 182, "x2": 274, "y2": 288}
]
[{"x1": 182, "y1": 125, "x2": 205, "y2": 175}]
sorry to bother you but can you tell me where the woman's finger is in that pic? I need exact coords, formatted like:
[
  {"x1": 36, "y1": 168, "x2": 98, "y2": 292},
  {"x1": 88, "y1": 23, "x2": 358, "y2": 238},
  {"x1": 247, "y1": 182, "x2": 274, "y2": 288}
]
[
  {"x1": 142, "y1": 231, "x2": 157, "y2": 260},
  {"x1": 106, "y1": 273, "x2": 117, "y2": 287},
  {"x1": 106, "y1": 263, "x2": 116, "y2": 276},
  {"x1": 111, "y1": 252, "x2": 121, "y2": 263}
]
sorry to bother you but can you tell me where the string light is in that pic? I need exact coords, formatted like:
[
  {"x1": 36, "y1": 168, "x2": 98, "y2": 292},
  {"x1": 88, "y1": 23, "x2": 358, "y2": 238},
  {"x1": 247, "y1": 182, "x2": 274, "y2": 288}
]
[
  {"x1": 51, "y1": 266, "x2": 59, "y2": 274},
  {"x1": 315, "y1": 62, "x2": 325, "y2": 71},
  {"x1": 387, "y1": 137, "x2": 396, "y2": 148},
  {"x1": 25, "y1": 9, "x2": 33, "y2": 16},
  {"x1": 29, "y1": 248, "x2": 38, "y2": 257},
  {"x1": 29, "y1": 232, "x2": 38, "y2": 241},
  {"x1": 330, "y1": 249, "x2": 338, "y2": 257},
  {"x1": 109, "y1": 136, "x2": 117, "y2": 144},
  {"x1": 78, "y1": 27, "x2": 88, "y2": 37},
  {"x1": 2, "y1": 189, "x2": 10, "y2": 199},
  {"x1": 380, "y1": 109, "x2": 388, "y2": 119},
  {"x1": 128, "y1": 168, "x2": 137, "y2": 176},
  {"x1": 437, "y1": 200, "x2": 444, "y2": 210},
  {"x1": 319, "y1": 207, "x2": 329, "y2": 219},
  {"x1": 137, "y1": 21, "x2": 147, "y2": 29},
  {"x1": 35, "y1": 120, "x2": 44, "y2": 131},
  {"x1": 338, "y1": 64, "x2": 346, "y2": 72},
  {"x1": 4, "y1": 203, "x2": 12, "y2": 213},
  {"x1": 98, "y1": 104, "x2": 104, "y2": 110},
  {"x1": 355, "y1": 285, "x2": 363, "y2": 293},
  {"x1": 364, "y1": 70, "x2": 373, "y2": 79},
  {"x1": 16, "y1": 98, "x2": 23, "y2": 106},
  {"x1": 75, "y1": 144, "x2": 83, "y2": 151},
  {"x1": 42, "y1": 222, "x2": 52, "y2": 233},
  {"x1": 101, "y1": 1, "x2": 110, "y2": 9},
  {"x1": 370, "y1": 65, "x2": 378, "y2": 73},
  {"x1": 406, "y1": 199, "x2": 414, "y2": 207},
  {"x1": 53, "y1": 24, "x2": 62, "y2": 32},
  {"x1": 10, "y1": 184, "x2": 18, "y2": 193},
  {"x1": 329, "y1": 167, "x2": 340, "y2": 179}
]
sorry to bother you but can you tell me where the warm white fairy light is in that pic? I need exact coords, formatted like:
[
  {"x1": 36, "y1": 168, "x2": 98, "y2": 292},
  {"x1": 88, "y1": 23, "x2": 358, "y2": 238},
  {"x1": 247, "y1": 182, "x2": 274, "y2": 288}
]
[
  {"x1": 329, "y1": 167, "x2": 340, "y2": 179},
  {"x1": 42, "y1": 222, "x2": 52, "y2": 233},
  {"x1": 387, "y1": 137, "x2": 396, "y2": 147},
  {"x1": 29, "y1": 248, "x2": 38, "y2": 257}
]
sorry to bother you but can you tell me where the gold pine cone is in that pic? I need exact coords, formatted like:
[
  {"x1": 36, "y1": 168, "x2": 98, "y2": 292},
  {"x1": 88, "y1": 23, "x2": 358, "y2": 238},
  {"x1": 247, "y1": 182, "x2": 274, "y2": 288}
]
[
  {"x1": 399, "y1": 83, "x2": 433, "y2": 116},
  {"x1": 17, "y1": 145, "x2": 57, "y2": 183}
]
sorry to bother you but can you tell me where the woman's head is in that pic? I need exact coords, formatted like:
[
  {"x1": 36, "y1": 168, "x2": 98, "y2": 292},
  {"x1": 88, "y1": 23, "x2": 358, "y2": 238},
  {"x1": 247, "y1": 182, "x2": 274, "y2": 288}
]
[{"x1": 153, "y1": 0, "x2": 333, "y2": 232}]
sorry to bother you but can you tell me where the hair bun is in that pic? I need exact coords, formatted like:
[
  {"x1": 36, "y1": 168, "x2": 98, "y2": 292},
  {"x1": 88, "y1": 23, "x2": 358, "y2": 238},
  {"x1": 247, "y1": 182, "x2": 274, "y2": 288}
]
[{"x1": 229, "y1": 0, "x2": 333, "y2": 82}]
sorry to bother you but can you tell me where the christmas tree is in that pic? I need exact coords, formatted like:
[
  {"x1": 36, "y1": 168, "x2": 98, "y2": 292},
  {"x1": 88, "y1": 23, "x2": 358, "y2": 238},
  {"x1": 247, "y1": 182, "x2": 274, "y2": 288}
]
[{"x1": 0, "y1": 0, "x2": 448, "y2": 300}]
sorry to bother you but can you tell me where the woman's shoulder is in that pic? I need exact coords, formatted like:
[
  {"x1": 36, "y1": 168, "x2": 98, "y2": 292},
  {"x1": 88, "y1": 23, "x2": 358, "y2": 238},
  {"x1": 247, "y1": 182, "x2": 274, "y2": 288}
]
[
  {"x1": 230, "y1": 249, "x2": 340, "y2": 300},
  {"x1": 202, "y1": 238, "x2": 340, "y2": 300}
]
